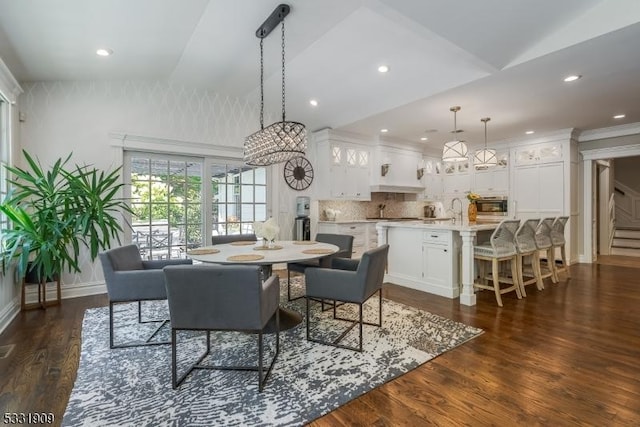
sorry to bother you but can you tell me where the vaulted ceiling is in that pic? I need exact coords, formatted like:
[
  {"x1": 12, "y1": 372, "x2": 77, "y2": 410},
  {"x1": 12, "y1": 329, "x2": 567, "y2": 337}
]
[{"x1": 1, "y1": 0, "x2": 639, "y2": 149}]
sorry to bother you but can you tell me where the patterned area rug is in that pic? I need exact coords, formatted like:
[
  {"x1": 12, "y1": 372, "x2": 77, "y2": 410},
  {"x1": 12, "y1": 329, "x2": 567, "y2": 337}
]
[{"x1": 63, "y1": 277, "x2": 482, "y2": 426}]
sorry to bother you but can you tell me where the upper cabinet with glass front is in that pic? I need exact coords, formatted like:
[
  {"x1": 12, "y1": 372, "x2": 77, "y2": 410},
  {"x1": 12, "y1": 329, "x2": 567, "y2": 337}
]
[
  {"x1": 513, "y1": 141, "x2": 563, "y2": 165},
  {"x1": 472, "y1": 150, "x2": 508, "y2": 194},
  {"x1": 442, "y1": 155, "x2": 471, "y2": 195},
  {"x1": 314, "y1": 130, "x2": 371, "y2": 201}
]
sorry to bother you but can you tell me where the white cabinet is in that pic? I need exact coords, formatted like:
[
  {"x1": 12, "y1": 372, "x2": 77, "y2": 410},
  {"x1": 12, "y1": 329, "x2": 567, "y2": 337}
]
[
  {"x1": 420, "y1": 157, "x2": 443, "y2": 200},
  {"x1": 512, "y1": 146, "x2": 564, "y2": 219},
  {"x1": 317, "y1": 221, "x2": 377, "y2": 259},
  {"x1": 384, "y1": 226, "x2": 460, "y2": 298},
  {"x1": 422, "y1": 230, "x2": 458, "y2": 293},
  {"x1": 317, "y1": 138, "x2": 371, "y2": 201},
  {"x1": 387, "y1": 227, "x2": 422, "y2": 281},
  {"x1": 513, "y1": 141, "x2": 563, "y2": 166},
  {"x1": 442, "y1": 159, "x2": 471, "y2": 195},
  {"x1": 472, "y1": 151, "x2": 508, "y2": 194},
  {"x1": 371, "y1": 146, "x2": 424, "y2": 191}
]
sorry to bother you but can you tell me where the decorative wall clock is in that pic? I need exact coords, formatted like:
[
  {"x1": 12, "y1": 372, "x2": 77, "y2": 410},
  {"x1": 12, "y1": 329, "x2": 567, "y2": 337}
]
[{"x1": 283, "y1": 156, "x2": 314, "y2": 190}]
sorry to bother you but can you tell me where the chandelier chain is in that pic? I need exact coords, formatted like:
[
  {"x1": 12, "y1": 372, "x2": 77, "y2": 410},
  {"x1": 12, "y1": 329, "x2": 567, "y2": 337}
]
[
  {"x1": 260, "y1": 37, "x2": 264, "y2": 130},
  {"x1": 281, "y1": 20, "x2": 286, "y2": 122}
]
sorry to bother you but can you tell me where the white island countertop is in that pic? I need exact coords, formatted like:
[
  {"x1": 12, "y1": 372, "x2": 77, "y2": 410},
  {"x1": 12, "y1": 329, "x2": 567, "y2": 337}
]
[{"x1": 376, "y1": 220, "x2": 498, "y2": 232}]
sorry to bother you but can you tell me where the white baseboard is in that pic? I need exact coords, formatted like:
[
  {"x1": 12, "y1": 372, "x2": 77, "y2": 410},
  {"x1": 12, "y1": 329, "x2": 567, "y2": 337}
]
[
  {"x1": 578, "y1": 254, "x2": 594, "y2": 263},
  {"x1": 0, "y1": 297, "x2": 20, "y2": 336},
  {"x1": 384, "y1": 273, "x2": 458, "y2": 299},
  {"x1": 23, "y1": 281, "x2": 107, "y2": 304}
]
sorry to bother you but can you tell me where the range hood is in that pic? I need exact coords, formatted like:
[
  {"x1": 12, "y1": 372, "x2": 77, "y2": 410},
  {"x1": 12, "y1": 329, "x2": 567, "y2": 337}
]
[{"x1": 370, "y1": 184, "x2": 424, "y2": 193}]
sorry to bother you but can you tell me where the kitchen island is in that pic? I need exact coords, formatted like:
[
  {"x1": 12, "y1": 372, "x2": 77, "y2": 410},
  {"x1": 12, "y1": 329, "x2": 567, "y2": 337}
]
[{"x1": 376, "y1": 220, "x2": 499, "y2": 306}]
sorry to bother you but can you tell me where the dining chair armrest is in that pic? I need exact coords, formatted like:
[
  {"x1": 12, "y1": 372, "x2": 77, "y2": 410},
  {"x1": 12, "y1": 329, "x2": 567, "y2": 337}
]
[
  {"x1": 107, "y1": 269, "x2": 167, "y2": 302},
  {"x1": 330, "y1": 257, "x2": 359, "y2": 271},
  {"x1": 260, "y1": 274, "x2": 280, "y2": 326},
  {"x1": 305, "y1": 267, "x2": 358, "y2": 302}
]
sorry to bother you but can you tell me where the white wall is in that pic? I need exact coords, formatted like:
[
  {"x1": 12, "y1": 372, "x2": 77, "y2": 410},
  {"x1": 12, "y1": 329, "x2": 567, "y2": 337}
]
[
  {"x1": 7, "y1": 80, "x2": 267, "y2": 317},
  {"x1": 614, "y1": 156, "x2": 640, "y2": 193}
]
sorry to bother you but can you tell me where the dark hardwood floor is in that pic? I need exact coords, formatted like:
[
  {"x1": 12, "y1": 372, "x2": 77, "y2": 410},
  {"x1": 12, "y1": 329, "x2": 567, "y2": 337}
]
[{"x1": 1, "y1": 261, "x2": 639, "y2": 426}]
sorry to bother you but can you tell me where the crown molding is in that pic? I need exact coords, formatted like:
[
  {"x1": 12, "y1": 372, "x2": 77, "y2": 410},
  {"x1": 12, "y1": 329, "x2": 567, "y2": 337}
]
[
  {"x1": 109, "y1": 132, "x2": 243, "y2": 160},
  {"x1": 578, "y1": 122, "x2": 640, "y2": 142},
  {"x1": 580, "y1": 143, "x2": 640, "y2": 160}
]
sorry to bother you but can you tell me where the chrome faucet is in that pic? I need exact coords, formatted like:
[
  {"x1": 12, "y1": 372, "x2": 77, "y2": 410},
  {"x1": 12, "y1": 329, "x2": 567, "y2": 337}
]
[{"x1": 451, "y1": 197, "x2": 463, "y2": 224}]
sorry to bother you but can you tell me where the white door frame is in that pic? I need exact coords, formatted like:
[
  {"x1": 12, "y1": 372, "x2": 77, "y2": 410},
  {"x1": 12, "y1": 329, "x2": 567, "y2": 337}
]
[{"x1": 581, "y1": 143, "x2": 640, "y2": 262}]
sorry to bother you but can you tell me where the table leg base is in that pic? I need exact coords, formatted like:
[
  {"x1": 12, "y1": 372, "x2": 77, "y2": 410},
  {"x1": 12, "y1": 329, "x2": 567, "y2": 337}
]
[{"x1": 264, "y1": 307, "x2": 303, "y2": 333}]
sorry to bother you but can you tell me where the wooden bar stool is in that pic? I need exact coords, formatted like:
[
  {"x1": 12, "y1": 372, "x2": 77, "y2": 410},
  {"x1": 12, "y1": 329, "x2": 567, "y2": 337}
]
[
  {"x1": 550, "y1": 216, "x2": 570, "y2": 280},
  {"x1": 474, "y1": 219, "x2": 522, "y2": 307},
  {"x1": 534, "y1": 218, "x2": 558, "y2": 284},
  {"x1": 514, "y1": 219, "x2": 544, "y2": 297}
]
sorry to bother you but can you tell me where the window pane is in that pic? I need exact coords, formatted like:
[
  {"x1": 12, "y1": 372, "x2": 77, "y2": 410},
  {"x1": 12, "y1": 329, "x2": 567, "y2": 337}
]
[
  {"x1": 129, "y1": 154, "x2": 203, "y2": 259},
  {"x1": 241, "y1": 185, "x2": 254, "y2": 202},
  {"x1": 241, "y1": 204, "x2": 254, "y2": 222},
  {"x1": 254, "y1": 168, "x2": 266, "y2": 185},
  {"x1": 242, "y1": 168, "x2": 254, "y2": 184},
  {"x1": 255, "y1": 186, "x2": 266, "y2": 203},
  {"x1": 255, "y1": 204, "x2": 267, "y2": 221}
]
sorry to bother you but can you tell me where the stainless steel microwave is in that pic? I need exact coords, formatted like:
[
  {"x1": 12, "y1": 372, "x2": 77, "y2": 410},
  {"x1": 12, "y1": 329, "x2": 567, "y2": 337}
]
[{"x1": 476, "y1": 196, "x2": 508, "y2": 216}]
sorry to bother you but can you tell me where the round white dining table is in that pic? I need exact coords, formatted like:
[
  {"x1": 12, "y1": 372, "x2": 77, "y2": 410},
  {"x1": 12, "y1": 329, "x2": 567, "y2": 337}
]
[{"x1": 186, "y1": 240, "x2": 340, "y2": 332}]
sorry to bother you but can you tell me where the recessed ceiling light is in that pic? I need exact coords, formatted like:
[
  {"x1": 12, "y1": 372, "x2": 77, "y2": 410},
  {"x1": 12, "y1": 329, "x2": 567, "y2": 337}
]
[
  {"x1": 309, "y1": 99, "x2": 318, "y2": 107},
  {"x1": 380, "y1": 128, "x2": 388, "y2": 133},
  {"x1": 96, "y1": 48, "x2": 113, "y2": 57},
  {"x1": 563, "y1": 75, "x2": 581, "y2": 82},
  {"x1": 420, "y1": 137, "x2": 428, "y2": 141},
  {"x1": 377, "y1": 65, "x2": 389, "y2": 73},
  {"x1": 613, "y1": 114, "x2": 626, "y2": 119},
  {"x1": 525, "y1": 130, "x2": 535, "y2": 135}
]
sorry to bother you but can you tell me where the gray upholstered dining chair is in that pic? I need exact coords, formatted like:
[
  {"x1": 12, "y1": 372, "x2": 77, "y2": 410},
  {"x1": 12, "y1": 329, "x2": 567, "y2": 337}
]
[
  {"x1": 99, "y1": 244, "x2": 192, "y2": 349},
  {"x1": 286, "y1": 233, "x2": 354, "y2": 301},
  {"x1": 304, "y1": 244, "x2": 389, "y2": 352},
  {"x1": 163, "y1": 264, "x2": 280, "y2": 391},
  {"x1": 211, "y1": 233, "x2": 257, "y2": 245}
]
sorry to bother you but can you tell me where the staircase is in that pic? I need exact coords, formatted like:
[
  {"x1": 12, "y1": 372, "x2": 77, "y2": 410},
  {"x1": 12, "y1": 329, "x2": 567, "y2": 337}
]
[{"x1": 611, "y1": 227, "x2": 640, "y2": 257}]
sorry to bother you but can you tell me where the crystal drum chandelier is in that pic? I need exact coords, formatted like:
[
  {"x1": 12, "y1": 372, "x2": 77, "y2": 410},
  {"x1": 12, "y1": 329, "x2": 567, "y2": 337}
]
[
  {"x1": 244, "y1": 4, "x2": 307, "y2": 166},
  {"x1": 442, "y1": 106, "x2": 468, "y2": 162},
  {"x1": 474, "y1": 117, "x2": 497, "y2": 169}
]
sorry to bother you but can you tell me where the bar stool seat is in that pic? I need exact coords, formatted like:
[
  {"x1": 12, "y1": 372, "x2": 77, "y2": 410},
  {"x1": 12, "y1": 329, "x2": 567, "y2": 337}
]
[{"x1": 474, "y1": 219, "x2": 522, "y2": 307}]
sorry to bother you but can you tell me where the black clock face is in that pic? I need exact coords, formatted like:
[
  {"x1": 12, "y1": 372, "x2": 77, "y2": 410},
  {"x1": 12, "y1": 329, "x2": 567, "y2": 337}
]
[{"x1": 284, "y1": 156, "x2": 314, "y2": 190}]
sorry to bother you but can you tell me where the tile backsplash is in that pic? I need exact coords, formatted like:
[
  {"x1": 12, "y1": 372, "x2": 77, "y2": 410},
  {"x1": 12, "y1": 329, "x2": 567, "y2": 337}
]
[{"x1": 319, "y1": 193, "x2": 439, "y2": 221}]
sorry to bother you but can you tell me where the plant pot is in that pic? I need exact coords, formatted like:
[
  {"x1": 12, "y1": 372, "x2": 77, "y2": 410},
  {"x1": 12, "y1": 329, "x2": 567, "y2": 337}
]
[{"x1": 24, "y1": 262, "x2": 59, "y2": 284}]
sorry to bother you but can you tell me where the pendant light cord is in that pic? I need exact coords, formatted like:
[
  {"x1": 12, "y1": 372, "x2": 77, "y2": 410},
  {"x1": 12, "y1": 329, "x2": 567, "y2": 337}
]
[{"x1": 481, "y1": 117, "x2": 491, "y2": 148}]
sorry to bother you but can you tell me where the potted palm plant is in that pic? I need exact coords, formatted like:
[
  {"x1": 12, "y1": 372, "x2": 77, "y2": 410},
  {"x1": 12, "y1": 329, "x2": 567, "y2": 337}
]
[{"x1": 0, "y1": 150, "x2": 131, "y2": 290}]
